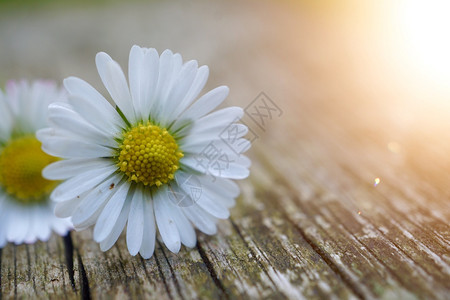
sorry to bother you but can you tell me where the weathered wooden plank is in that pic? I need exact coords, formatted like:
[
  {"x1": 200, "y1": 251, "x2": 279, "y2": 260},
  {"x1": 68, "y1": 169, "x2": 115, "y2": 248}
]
[
  {"x1": 197, "y1": 206, "x2": 357, "y2": 299},
  {"x1": 313, "y1": 119, "x2": 450, "y2": 267},
  {"x1": 69, "y1": 188, "x2": 361, "y2": 300},
  {"x1": 72, "y1": 228, "x2": 228, "y2": 299},
  {"x1": 250, "y1": 98, "x2": 450, "y2": 299},
  {"x1": 250, "y1": 157, "x2": 413, "y2": 299},
  {"x1": 0, "y1": 235, "x2": 78, "y2": 299}
]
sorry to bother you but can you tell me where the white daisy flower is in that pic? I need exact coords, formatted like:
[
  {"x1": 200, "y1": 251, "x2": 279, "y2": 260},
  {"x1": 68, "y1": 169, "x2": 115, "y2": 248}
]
[
  {"x1": 0, "y1": 80, "x2": 72, "y2": 248},
  {"x1": 38, "y1": 45, "x2": 251, "y2": 259}
]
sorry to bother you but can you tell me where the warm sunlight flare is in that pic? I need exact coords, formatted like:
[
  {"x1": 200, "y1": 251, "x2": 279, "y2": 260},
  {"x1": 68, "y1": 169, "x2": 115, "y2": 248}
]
[{"x1": 397, "y1": 0, "x2": 450, "y2": 89}]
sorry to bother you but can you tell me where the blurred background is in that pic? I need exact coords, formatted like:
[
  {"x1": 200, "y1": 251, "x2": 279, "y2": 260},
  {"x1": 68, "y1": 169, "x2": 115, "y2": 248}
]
[{"x1": 1, "y1": 0, "x2": 450, "y2": 188}]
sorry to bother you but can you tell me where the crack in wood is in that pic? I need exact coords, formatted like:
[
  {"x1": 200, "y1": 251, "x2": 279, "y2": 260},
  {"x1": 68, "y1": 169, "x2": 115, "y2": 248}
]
[
  {"x1": 55, "y1": 234, "x2": 67, "y2": 298},
  {"x1": 63, "y1": 233, "x2": 76, "y2": 291},
  {"x1": 77, "y1": 251, "x2": 91, "y2": 300},
  {"x1": 196, "y1": 242, "x2": 229, "y2": 300}
]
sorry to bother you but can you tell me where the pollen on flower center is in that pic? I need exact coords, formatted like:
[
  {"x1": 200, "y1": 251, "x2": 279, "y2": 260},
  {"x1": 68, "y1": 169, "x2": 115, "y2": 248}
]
[
  {"x1": 116, "y1": 122, "x2": 183, "y2": 187},
  {"x1": 0, "y1": 136, "x2": 59, "y2": 204}
]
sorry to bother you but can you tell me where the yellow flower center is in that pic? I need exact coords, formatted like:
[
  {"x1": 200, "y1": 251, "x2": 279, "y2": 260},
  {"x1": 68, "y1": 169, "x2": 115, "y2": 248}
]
[
  {"x1": 116, "y1": 122, "x2": 183, "y2": 187},
  {"x1": 0, "y1": 136, "x2": 59, "y2": 204}
]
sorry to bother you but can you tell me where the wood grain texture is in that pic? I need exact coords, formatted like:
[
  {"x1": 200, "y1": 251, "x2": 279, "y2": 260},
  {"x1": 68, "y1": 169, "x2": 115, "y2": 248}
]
[{"x1": 1, "y1": 0, "x2": 449, "y2": 299}]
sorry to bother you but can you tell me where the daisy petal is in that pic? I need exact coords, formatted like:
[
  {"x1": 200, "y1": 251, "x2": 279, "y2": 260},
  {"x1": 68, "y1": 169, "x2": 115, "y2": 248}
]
[
  {"x1": 7, "y1": 205, "x2": 29, "y2": 244},
  {"x1": 94, "y1": 181, "x2": 130, "y2": 243},
  {"x1": 194, "y1": 193, "x2": 230, "y2": 220},
  {"x1": 181, "y1": 147, "x2": 250, "y2": 179},
  {"x1": 175, "y1": 106, "x2": 243, "y2": 137},
  {"x1": 64, "y1": 77, "x2": 124, "y2": 134},
  {"x1": 66, "y1": 95, "x2": 124, "y2": 137},
  {"x1": 0, "y1": 225, "x2": 7, "y2": 247},
  {"x1": 128, "y1": 45, "x2": 145, "y2": 115},
  {"x1": 24, "y1": 208, "x2": 42, "y2": 244},
  {"x1": 126, "y1": 186, "x2": 145, "y2": 256},
  {"x1": 139, "y1": 196, "x2": 156, "y2": 259},
  {"x1": 195, "y1": 181, "x2": 237, "y2": 209},
  {"x1": 151, "y1": 49, "x2": 174, "y2": 120},
  {"x1": 50, "y1": 165, "x2": 117, "y2": 202},
  {"x1": 71, "y1": 174, "x2": 122, "y2": 227},
  {"x1": 171, "y1": 205, "x2": 197, "y2": 248},
  {"x1": 154, "y1": 186, "x2": 181, "y2": 253},
  {"x1": 160, "y1": 60, "x2": 198, "y2": 126},
  {"x1": 34, "y1": 207, "x2": 52, "y2": 241},
  {"x1": 237, "y1": 154, "x2": 252, "y2": 168},
  {"x1": 185, "y1": 124, "x2": 248, "y2": 145},
  {"x1": 48, "y1": 102, "x2": 116, "y2": 147},
  {"x1": 175, "y1": 171, "x2": 230, "y2": 222},
  {"x1": 39, "y1": 129, "x2": 113, "y2": 159},
  {"x1": 170, "y1": 65, "x2": 209, "y2": 122},
  {"x1": 207, "y1": 163, "x2": 250, "y2": 179},
  {"x1": 0, "y1": 207, "x2": 10, "y2": 247},
  {"x1": 138, "y1": 48, "x2": 160, "y2": 120},
  {"x1": 177, "y1": 86, "x2": 229, "y2": 123},
  {"x1": 182, "y1": 205, "x2": 217, "y2": 235},
  {"x1": 96, "y1": 52, "x2": 136, "y2": 123},
  {"x1": 54, "y1": 197, "x2": 81, "y2": 218},
  {"x1": 129, "y1": 46, "x2": 160, "y2": 121},
  {"x1": 199, "y1": 175, "x2": 240, "y2": 203},
  {"x1": 43, "y1": 158, "x2": 111, "y2": 180},
  {"x1": 180, "y1": 136, "x2": 250, "y2": 155},
  {"x1": 51, "y1": 216, "x2": 73, "y2": 236},
  {"x1": 100, "y1": 193, "x2": 132, "y2": 252}
]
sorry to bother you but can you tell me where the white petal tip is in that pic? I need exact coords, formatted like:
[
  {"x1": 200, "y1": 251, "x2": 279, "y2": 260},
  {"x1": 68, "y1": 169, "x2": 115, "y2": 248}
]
[
  {"x1": 139, "y1": 252, "x2": 155, "y2": 260},
  {"x1": 166, "y1": 241, "x2": 181, "y2": 254},
  {"x1": 96, "y1": 51, "x2": 109, "y2": 60},
  {"x1": 63, "y1": 76, "x2": 78, "y2": 86},
  {"x1": 131, "y1": 44, "x2": 141, "y2": 50},
  {"x1": 127, "y1": 246, "x2": 140, "y2": 257},
  {"x1": 183, "y1": 241, "x2": 197, "y2": 249},
  {"x1": 219, "y1": 85, "x2": 230, "y2": 95}
]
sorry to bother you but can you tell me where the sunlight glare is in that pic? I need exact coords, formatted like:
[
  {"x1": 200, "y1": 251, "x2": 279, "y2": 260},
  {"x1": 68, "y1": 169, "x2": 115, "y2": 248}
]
[{"x1": 398, "y1": 0, "x2": 450, "y2": 84}]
